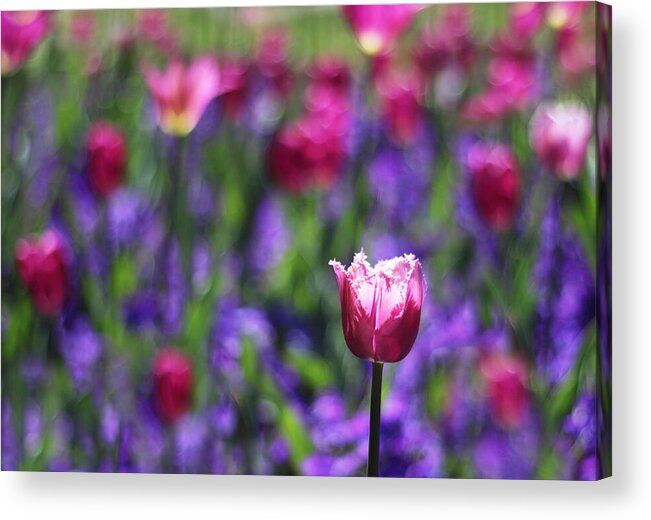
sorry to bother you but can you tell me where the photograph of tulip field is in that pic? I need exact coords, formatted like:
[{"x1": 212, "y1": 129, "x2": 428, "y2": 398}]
[{"x1": 1, "y1": 3, "x2": 611, "y2": 479}]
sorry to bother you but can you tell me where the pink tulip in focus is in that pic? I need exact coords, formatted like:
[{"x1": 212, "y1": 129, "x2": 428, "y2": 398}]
[
  {"x1": 15, "y1": 230, "x2": 70, "y2": 316},
  {"x1": 329, "y1": 250, "x2": 425, "y2": 364},
  {"x1": 480, "y1": 352, "x2": 529, "y2": 429},
  {"x1": 87, "y1": 122, "x2": 127, "y2": 198},
  {"x1": 467, "y1": 142, "x2": 522, "y2": 231},
  {"x1": 341, "y1": 4, "x2": 424, "y2": 57},
  {"x1": 142, "y1": 56, "x2": 220, "y2": 136},
  {"x1": 530, "y1": 102, "x2": 592, "y2": 180},
  {"x1": 1, "y1": 11, "x2": 51, "y2": 75},
  {"x1": 153, "y1": 347, "x2": 193, "y2": 425}
]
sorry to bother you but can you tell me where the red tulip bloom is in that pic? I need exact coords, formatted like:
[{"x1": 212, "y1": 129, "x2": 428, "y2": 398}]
[
  {"x1": 153, "y1": 347, "x2": 193, "y2": 425},
  {"x1": 142, "y1": 56, "x2": 221, "y2": 136},
  {"x1": 480, "y1": 352, "x2": 530, "y2": 429},
  {"x1": 1, "y1": 11, "x2": 51, "y2": 75},
  {"x1": 530, "y1": 102, "x2": 592, "y2": 180},
  {"x1": 467, "y1": 142, "x2": 522, "y2": 232},
  {"x1": 342, "y1": 4, "x2": 424, "y2": 57},
  {"x1": 15, "y1": 230, "x2": 70, "y2": 316},
  {"x1": 329, "y1": 250, "x2": 425, "y2": 364},
  {"x1": 87, "y1": 122, "x2": 127, "y2": 198}
]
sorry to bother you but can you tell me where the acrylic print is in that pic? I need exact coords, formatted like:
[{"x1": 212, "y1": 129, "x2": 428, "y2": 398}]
[{"x1": 1, "y1": 2, "x2": 611, "y2": 479}]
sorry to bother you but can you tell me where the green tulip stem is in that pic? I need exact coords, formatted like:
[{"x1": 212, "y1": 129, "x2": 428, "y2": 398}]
[{"x1": 367, "y1": 361, "x2": 384, "y2": 477}]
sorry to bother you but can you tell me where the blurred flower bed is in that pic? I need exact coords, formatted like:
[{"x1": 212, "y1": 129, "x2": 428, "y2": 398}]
[{"x1": 1, "y1": 3, "x2": 611, "y2": 479}]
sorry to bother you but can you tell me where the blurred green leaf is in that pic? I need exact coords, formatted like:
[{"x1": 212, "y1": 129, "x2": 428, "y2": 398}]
[{"x1": 286, "y1": 349, "x2": 333, "y2": 390}]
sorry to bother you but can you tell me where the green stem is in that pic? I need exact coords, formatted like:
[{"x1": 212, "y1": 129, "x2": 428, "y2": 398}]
[{"x1": 367, "y1": 361, "x2": 383, "y2": 477}]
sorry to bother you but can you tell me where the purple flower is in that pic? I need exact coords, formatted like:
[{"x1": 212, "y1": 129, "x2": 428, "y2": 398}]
[
  {"x1": 301, "y1": 453, "x2": 336, "y2": 476},
  {"x1": 248, "y1": 195, "x2": 290, "y2": 278},
  {"x1": 534, "y1": 199, "x2": 595, "y2": 384},
  {"x1": 473, "y1": 428, "x2": 538, "y2": 479},
  {"x1": 367, "y1": 135, "x2": 434, "y2": 225},
  {"x1": 1, "y1": 400, "x2": 19, "y2": 470},
  {"x1": 57, "y1": 316, "x2": 103, "y2": 393},
  {"x1": 174, "y1": 415, "x2": 209, "y2": 473}
]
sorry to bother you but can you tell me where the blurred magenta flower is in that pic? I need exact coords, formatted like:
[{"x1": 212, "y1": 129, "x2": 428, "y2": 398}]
[
  {"x1": 1, "y1": 11, "x2": 51, "y2": 75},
  {"x1": 467, "y1": 142, "x2": 521, "y2": 231},
  {"x1": 142, "y1": 56, "x2": 220, "y2": 136},
  {"x1": 546, "y1": 1, "x2": 586, "y2": 31},
  {"x1": 555, "y1": 24, "x2": 595, "y2": 81},
  {"x1": 87, "y1": 122, "x2": 127, "y2": 198},
  {"x1": 463, "y1": 34, "x2": 539, "y2": 123},
  {"x1": 70, "y1": 12, "x2": 96, "y2": 45},
  {"x1": 329, "y1": 250, "x2": 425, "y2": 363},
  {"x1": 268, "y1": 112, "x2": 346, "y2": 193},
  {"x1": 375, "y1": 66, "x2": 425, "y2": 146},
  {"x1": 510, "y1": 2, "x2": 547, "y2": 38},
  {"x1": 15, "y1": 230, "x2": 70, "y2": 316},
  {"x1": 530, "y1": 102, "x2": 592, "y2": 180},
  {"x1": 308, "y1": 56, "x2": 352, "y2": 96},
  {"x1": 414, "y1": 5, "x2": 476, "y2": 78},
  {"x1": 341, "y1": 4, "x2": 424, "y2": 57},
  {"x1": 219, "y1": 55, "x2": 252, "y2": 121},
  {"x1": 480, "y1": 352, "x2": 530, "y2": 429},
  {"x1": 153, "y1": 347, "x2": 193, "y2": 425},
  {"x1": 138, "y1": 9, "x2": 168, "y2": 42},
  {"x1": 257, "y1": 31, "x2": 293, "y2": 99}
]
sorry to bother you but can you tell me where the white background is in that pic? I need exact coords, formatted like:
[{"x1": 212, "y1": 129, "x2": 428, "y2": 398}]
[{"x1": 1, "y1": 0, "x2": 649, "y2": 518}]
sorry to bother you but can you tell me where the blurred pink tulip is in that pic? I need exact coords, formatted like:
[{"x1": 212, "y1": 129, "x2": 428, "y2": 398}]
[
  {"x1": 70, "y1": 12, "x2": 96, "y2": 44},
  {"x1": 142, "y1": 57, "x2": 220, "y2": 136},
  {"x1": 257, "y1": 31, "x2": 293, "y2": 99},
  {"x1": 556, "y1": 26, "x2": 595, "y2": 81},
  {"x1": 463, "y1": 34, "x2": 538, "y2": 123},
  {"x1": 219, "y1": 55, "x2": 253, "y2": 121},
  {"x1": 341, "y1": 4, "x2": 424, "y2": 56},
  {"x1": 1, "y1": 11, "x2": 51, "y2": 75},
  {"x1": 530, "y1": 102, "x2": 592, "y2": 180},
  {"x1": 329, "y1": 250, "x2": 425, "y2": 363},
  {"x1": 480, "y1": 352, "x2": 529, "y2": 429},
  {"x1": 15, "y1": 230, "x2": 70, "y2": 316},
  {"x1": 307, "y1": 56, "x2": 352, "y2": 96},
  {"x1": 467, "y1": 142, "x2": 522, "y2": 231},
  {"x1": 510, "y1": 2, "x2": 547, "y2": 38},
  {"x1": 138, "y1": 9, "x2": 168, "y2": 42},
  {"x1": 414, "y1": 5, "x2": 476, "y2": 77},
  {"x1": 87, "y1": 122, "x2": 127, "y2": 199},
  {"x1": 546, "y1": 1, "x2": 586, "y2": 31},
  {"x1": 375, "y1": 66, "x2": 425, "y2": 146}
]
